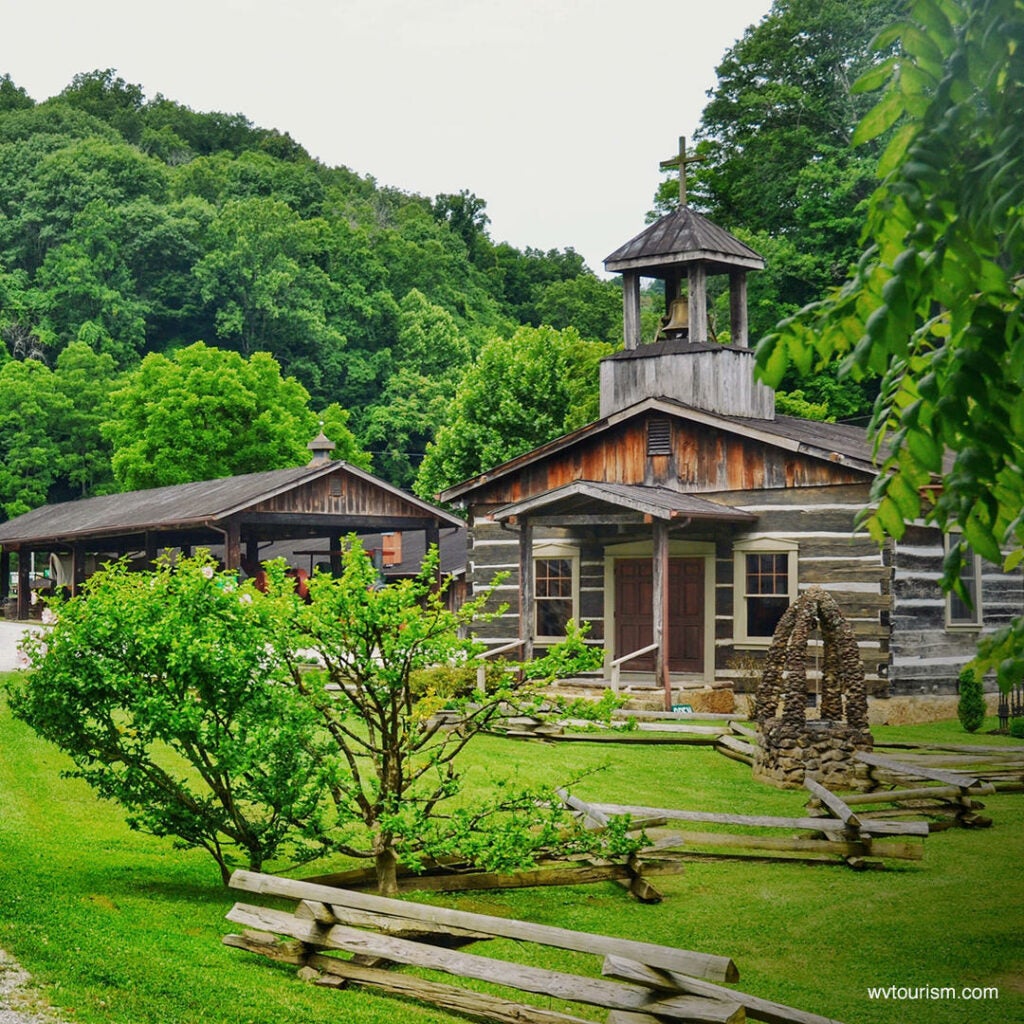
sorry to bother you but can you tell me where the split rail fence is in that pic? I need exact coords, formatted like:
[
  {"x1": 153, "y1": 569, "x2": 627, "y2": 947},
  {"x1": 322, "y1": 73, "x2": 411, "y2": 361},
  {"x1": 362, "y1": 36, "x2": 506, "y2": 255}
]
[
  {"x1": 224, "y1": 869, "x2": 845, "y2": 1024},
  {"x1": 557, "y1": 788, "x2": 927, "y2": 871}
]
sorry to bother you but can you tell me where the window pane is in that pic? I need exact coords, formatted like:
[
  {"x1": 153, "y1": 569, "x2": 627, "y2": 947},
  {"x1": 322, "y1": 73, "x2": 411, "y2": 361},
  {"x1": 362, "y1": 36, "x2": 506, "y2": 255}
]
[
  {"x1": 949, "y1": 546, "x2": 980, "y2": 624},
  {"x1": 536, "y1": 559, "x2": 571, "y2": 597},
  {"x1": 537, "y1": 599, "x2": 573, "y2": 637},
  {"x1": 746, "y1": 553, "x2": 788, "y2": 595},
  {"x1": 747, "y1": 596, "x2": 789, "y2": 638},
  {"x1": 535, "y1": 558, "x2": 574, "y2": 636}
]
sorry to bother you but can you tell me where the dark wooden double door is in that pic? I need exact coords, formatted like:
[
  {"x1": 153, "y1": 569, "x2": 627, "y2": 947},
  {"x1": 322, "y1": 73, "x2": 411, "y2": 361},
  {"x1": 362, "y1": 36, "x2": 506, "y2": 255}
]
[{"x1": 614, "y1": 558, "x2": 705, "y2": 673}]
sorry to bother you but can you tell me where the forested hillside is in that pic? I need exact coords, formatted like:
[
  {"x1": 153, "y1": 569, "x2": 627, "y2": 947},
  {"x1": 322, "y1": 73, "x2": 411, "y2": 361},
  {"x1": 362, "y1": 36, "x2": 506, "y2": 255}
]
[
  {"x1": 0, "y1": 0, "x2": 900, "y2": 519},
  {"x1": 0, "y1": 68, "x2": 621, "y2": 514}
]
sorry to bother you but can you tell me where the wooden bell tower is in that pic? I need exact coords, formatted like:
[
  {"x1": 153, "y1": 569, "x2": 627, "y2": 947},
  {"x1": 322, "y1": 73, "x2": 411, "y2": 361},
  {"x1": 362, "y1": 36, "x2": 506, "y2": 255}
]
[{"x1": 601, "y1": 135, "x2": 774, "y2": 420}]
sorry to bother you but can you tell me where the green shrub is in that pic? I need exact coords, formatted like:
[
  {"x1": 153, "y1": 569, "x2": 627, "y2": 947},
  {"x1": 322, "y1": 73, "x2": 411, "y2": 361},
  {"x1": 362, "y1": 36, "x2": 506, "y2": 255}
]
[
  {"x1": 957, "y1": 668, "x2": 986, "y2": 733},
  {"x1": 523, "y1": 619, "x2": 605, "y2": 681},
  {"x1": 1009, "y1": 718, "x2": 1024, "y2": 739},
  {"x1": 409, "y1": 661, "x2": 512, "y2": 700},
  {"x1": 554, "y1": 688, "x2": 629, "y2": 723}
]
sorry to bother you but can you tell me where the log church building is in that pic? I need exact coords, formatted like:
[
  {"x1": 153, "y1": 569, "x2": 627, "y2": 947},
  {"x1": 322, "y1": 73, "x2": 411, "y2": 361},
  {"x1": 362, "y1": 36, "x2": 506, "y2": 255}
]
[{"x1": 439, "y1": 141, "x2": 1023, "y2": 703}]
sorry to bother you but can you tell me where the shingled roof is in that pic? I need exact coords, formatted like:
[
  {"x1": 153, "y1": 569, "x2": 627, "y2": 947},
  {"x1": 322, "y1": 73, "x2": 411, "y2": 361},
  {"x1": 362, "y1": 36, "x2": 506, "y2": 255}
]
[
  {"x1": 0, "y1": 461, "x2": 463, "y2": 549},
  {"x1": 604, "y1": 207, "x2": 764, "y2": 275}
]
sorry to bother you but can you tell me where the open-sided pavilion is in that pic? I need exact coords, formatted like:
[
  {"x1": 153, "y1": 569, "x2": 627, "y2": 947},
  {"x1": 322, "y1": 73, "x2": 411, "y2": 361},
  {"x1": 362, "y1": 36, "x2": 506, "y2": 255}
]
[{"x1": 0, "y1": 437, "x2": 463, "y2": 619}]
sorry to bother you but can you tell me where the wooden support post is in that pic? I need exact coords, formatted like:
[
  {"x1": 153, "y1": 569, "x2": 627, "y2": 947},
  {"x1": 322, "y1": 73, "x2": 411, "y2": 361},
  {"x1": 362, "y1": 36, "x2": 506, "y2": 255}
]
[
  {"x1": 70, "y1": 544, "x2": 82, "y2": 597},
  {"x1": 519, "y1": 518, "x2": 534, "y2": 663},
  {"x1": 223, "y1": 521, "x2": 241, "y2": 572},
  {"x1": 652, "y1": 520, "x2": 672, "y2": 710},
  {"x1": 144, "y1": 531, "x2": 158, "y2": 567},
  {"x1": 17, "y1": 551, "x2": 30, "y2": 620},
  {"x1": 330, "y1": 533, "x2": 343, "y2": 577},
  {"x1": 623, "y1": 271, "x2": 642, "y2": 349},
  {"x1": 688, "y1": 264, "x2": 708, "y2": 343},
  {"x1": 244, "y1": 535, "x2": 260, "y2": 573},
  {"x1": 1, "y1": 548, "x2": 9, "y2": 602},
  {"x1": 729, "y1": 271, "x2": 748, "y2": 348}
]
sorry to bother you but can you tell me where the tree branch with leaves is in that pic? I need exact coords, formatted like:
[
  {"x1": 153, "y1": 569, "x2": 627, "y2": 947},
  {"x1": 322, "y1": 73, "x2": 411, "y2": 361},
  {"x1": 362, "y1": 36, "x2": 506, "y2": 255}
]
[{"x1": 756, "y1": 0, "x2": 1024, "y2": 687}]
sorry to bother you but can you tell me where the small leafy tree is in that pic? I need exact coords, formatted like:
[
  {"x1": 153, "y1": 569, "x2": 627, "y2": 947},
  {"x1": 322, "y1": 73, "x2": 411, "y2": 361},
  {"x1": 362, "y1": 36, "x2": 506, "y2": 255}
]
[
  {"x1": 9, "y1": 544, "x2": 636, "y2": 892},
  {"x1": 282, "y1": 542, "x2": 621, "y2": 894},
  {"x1": 957, "y1": 668, "x2": 986, "y2": 734},
  {"x1": 7, "y1": 555, "x2": 331, "y2": 884}
]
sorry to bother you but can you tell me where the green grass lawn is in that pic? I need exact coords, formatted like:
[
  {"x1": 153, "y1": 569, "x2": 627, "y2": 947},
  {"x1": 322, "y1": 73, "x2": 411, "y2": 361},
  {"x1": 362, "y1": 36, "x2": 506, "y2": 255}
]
[{"x1": 2, "y1": 680, "x2": 1022, "y2": 1024}]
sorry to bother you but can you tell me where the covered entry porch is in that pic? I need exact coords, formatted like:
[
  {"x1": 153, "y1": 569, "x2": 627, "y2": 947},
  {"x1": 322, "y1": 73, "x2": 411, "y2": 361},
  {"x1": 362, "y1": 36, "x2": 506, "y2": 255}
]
[{"x1": 489, "y1": 481, "x2": 756, "y2": 709}]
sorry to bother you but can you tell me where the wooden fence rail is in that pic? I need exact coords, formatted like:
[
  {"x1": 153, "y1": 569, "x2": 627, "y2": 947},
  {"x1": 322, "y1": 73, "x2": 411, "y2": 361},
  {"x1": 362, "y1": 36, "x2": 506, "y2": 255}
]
[
  {"x1": 556, "y1": 791, "x2": 926, "y2": 870},
  {"x1": 224, "y1": 870, "x2": 845, "y2": 1024}
]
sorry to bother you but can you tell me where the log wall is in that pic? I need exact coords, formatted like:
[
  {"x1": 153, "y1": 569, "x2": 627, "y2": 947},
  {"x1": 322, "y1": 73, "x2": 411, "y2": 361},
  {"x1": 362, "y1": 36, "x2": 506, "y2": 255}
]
[
  {"x1": 468, "y1": 484, "x2": 898, "y2": 696},
  {"x1": 890, "y1": 524, "x2": 1024, "y2": 694}
]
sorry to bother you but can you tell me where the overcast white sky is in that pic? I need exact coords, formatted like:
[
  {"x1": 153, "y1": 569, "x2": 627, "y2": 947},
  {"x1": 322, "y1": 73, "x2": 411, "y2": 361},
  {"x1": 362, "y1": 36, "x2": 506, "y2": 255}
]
[{"x1": 3, "y1": 0, "x2": 773, "y2": 274}]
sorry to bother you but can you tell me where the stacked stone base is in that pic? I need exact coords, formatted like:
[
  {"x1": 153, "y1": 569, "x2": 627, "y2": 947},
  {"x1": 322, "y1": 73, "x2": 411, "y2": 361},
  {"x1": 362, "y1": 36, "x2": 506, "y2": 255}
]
[{"x1": 753, "y1": 719, "x2": 874, "y2": 790}]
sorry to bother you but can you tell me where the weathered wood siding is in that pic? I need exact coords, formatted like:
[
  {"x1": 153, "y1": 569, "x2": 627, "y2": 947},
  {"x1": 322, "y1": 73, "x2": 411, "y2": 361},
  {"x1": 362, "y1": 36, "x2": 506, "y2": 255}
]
[
  {"x1": 252, "y1": 471, "x2": 430, "y2": 518},
  {"x1": 467, "y1": 510, "x2": 523, "y2": 643},
  {"x1": 600, "y1": 347, "x2": 775, "y2": 418},
  {"x1": 890, "y1": 524, "x2": 1024, "y2": 693},
  {"x1": 714, "y1": 484, "x2": 891, "y2": 697},
  {"x1": 461, "y1": 413, "x2": 865, "y2": 507}
]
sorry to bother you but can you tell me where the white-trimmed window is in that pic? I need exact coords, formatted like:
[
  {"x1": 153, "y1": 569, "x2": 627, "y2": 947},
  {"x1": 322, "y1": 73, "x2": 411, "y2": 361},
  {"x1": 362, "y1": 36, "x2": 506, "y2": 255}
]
[
  {"x1": 533, "y1": 544, "x2": 579, "y2": 640},
  {"x1": 733, "y1": 538, "x2": 799, "y2": 645},
  {"x1": 945, "y1": 536, "x2": 983, "y2": 629}
]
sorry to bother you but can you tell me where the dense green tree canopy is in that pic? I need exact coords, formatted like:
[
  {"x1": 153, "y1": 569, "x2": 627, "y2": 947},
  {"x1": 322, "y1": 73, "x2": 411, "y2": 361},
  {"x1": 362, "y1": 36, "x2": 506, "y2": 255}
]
[
  {"x1": 102, "y1": 342, "x2": 369, "y2": 490},
  {"x1": 646, "y1": 0, "x2": 904, "y2": 421},
  {"x1": 756, "y1": 0, "x2": 1024, "y2": 686},
  {"x1": 415, "y1": 324, "x2": 612, "y2": 498},
  {"x1": 0, "y1": 70, "x2": 617, "y2": 502},
  {"x1": 0, "y1": 15, "x2": 927, "y2": 513}
]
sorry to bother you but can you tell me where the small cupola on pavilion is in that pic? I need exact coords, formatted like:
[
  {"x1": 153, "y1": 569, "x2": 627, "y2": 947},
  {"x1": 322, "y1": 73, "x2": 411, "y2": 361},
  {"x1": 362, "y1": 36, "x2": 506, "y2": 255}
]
[{"x1": 601, "y1": 135, "x2": 774, "y2": 421}]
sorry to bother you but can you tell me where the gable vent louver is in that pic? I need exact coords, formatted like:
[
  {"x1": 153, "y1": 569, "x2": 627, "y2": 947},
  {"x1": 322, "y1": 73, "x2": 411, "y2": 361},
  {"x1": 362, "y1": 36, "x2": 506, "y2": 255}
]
[{"x1": 647, "y1": 418, "x2": 672, "y2": 456}]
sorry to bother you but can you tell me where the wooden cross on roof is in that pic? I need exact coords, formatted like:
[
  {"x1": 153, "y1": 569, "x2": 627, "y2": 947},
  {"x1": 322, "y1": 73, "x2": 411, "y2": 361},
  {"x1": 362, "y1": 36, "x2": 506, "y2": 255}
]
[{"x1": 659, "y1": 135, "x2": 706, "y2": 207}]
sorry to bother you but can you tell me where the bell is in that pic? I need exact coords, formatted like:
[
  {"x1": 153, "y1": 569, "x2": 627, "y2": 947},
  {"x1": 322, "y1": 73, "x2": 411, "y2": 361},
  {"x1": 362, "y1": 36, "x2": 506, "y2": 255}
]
[{"x1": 656, "y1": 296, "x2": 690, "y2": 340}]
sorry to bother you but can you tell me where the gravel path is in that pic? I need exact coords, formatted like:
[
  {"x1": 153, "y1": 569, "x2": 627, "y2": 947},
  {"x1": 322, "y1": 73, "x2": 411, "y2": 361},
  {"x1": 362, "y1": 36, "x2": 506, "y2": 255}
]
[
  {"x1": 0, "y1": 621, "x2": 40, "y2": 673},
  {"x1": 2, "y1": 630, "x2": 69, "y2": 1023},
  {"x1": 0, "y1": 950, "x2": 63, "y2": 1024}
]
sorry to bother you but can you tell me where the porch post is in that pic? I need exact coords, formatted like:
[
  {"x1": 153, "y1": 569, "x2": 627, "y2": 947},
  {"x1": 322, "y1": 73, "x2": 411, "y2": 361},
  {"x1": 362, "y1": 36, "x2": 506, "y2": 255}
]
[
  {"x1": 330, "y1": 533, "x2": 343, "y2": 577},
  {"x1": 144, "y1": 531, "x2": 158, "y2": 567},
  {"x1": 17, "y1": 551, "x2": 30, "y2": 620},
  {"x1": 244, "y1": 535, "x2": 260, "y2": 572},
  {"x1": 519, "y1": 518, "x2": 535, "y2": 662},
  {"x1": 652, "y1": 519, "x2": 672, "y2": 710},
  {"x1": 223, "y1": 521, "x2": 241, "y2": 571},
  {"x1": 70, "y1": 544, "x2": 82, "y2": 597},
  {"x1": 1, "y1": 548, "x2": 9, "y2": 602}
]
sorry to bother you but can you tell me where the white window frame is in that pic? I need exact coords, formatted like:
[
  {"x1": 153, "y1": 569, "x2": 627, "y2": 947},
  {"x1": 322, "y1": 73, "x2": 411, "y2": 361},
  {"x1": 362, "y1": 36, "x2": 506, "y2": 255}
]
[
  {"x1": 944, "y1": 534, "x2": 983, "y2": 630},
  {"x1": 532, "y1": 542, "x2": 580, "y2": 643},
  {"x1": 733, "y1": 537, "x2": 799, "y2": 647}
]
